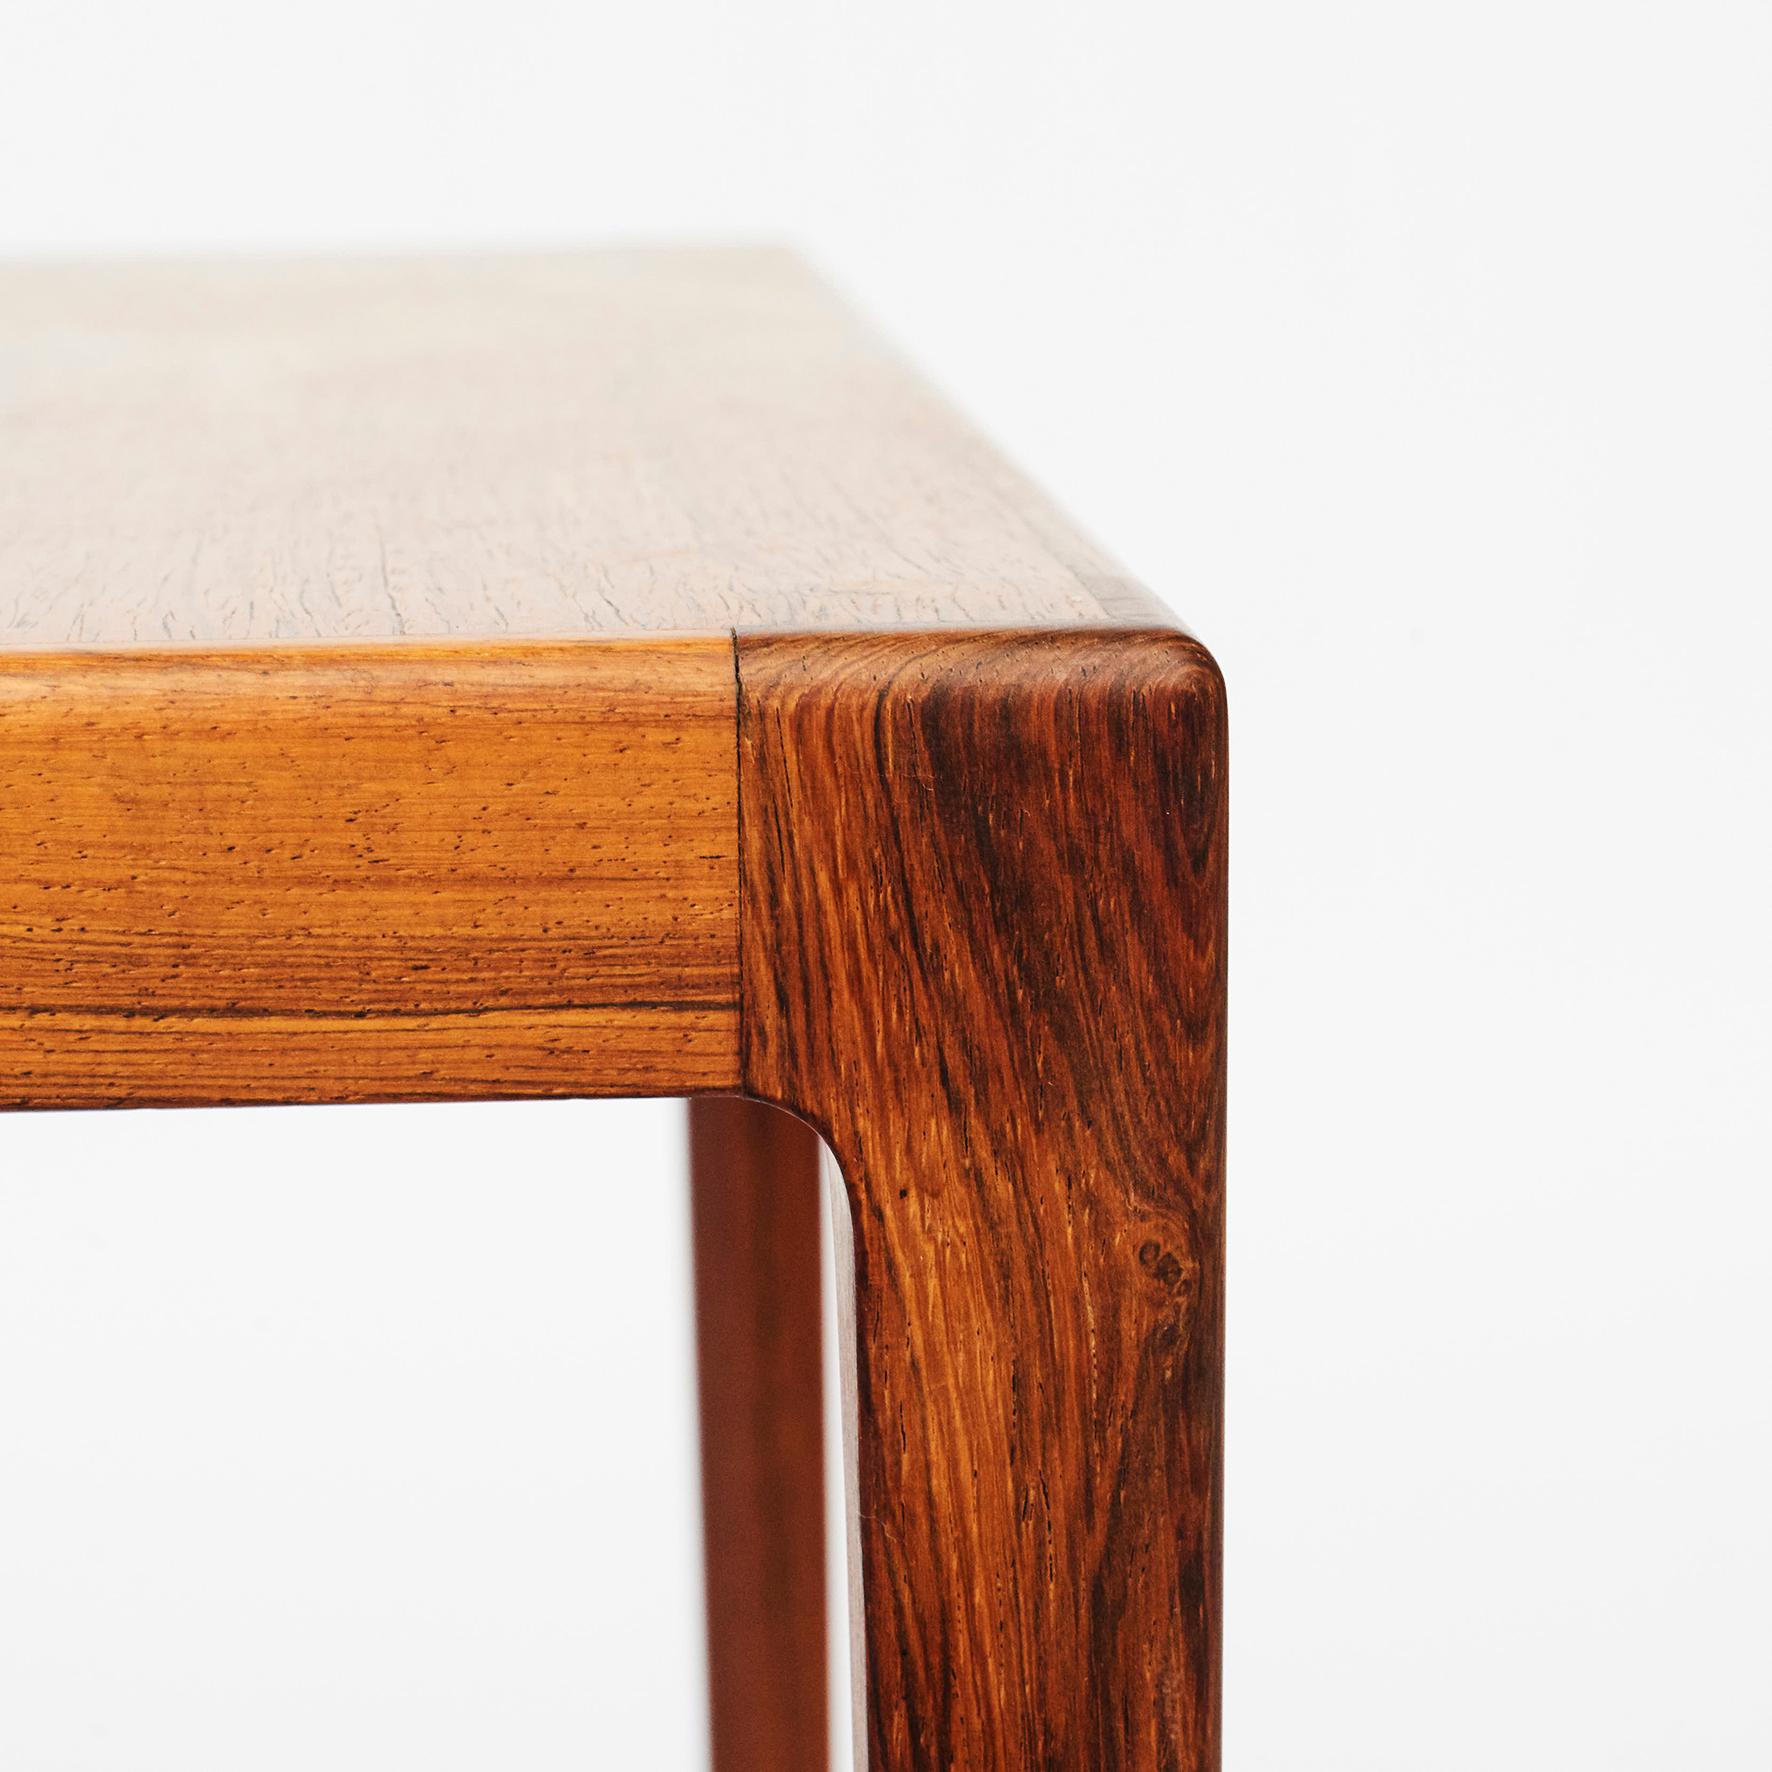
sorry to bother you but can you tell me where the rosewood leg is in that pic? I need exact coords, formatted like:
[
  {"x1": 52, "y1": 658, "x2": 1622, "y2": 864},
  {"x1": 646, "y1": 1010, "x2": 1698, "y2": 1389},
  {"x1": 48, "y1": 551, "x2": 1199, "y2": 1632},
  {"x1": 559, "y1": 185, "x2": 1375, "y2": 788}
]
[
  {"x1": 737, "y1": 630, "x2": 1228, "y2": 1772},
  {"x1": 688, "y1": 1095, "x2": 828, "y2": 1772}
]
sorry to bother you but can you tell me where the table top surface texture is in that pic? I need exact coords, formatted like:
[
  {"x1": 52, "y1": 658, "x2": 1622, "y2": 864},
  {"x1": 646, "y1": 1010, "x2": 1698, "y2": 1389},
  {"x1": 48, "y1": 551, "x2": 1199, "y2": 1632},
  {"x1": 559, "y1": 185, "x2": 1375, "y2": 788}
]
[{"x1": 0, "y1": 248, "x2": 1169, "y2": 650}]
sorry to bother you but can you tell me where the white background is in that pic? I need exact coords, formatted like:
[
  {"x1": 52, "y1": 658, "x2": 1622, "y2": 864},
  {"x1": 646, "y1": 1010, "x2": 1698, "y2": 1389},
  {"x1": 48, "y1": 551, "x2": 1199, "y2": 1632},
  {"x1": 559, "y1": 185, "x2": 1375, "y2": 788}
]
[{"x1": 2, "y1": 2, "x2": 1769, "y2": 1767}]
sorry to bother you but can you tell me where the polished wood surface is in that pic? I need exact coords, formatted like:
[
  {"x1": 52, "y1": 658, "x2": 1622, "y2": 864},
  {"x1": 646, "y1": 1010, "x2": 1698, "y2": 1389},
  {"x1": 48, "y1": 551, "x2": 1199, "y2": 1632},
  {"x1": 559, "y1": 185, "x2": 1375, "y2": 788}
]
[
  {"x1": 0, "y1": 250, "x2": 1225, "y2": 1768},
  {"x1": 688, "y1": 1096, "x2": 828, "y2": 1772},
  {"x1": 0, "y1": 250, "x2": 1161, "y2": 648},
  {"x1": 737, "y1": 628, "x2": 1227, "y2": 1772},
  {"x1": 0, "y1": 639, "x2": 737, "y2": 1107}
]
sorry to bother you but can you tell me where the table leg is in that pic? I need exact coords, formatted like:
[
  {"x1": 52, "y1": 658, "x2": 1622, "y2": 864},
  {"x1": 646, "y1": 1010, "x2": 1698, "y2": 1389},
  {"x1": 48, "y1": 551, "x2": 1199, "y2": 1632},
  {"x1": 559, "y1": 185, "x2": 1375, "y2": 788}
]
[
  {"x1": 737, "y1": 629, "x2": 1227, "y2": 1771},
  {"x1": 688, "y1": 1095, "x2": 828, "y2": 1772}
]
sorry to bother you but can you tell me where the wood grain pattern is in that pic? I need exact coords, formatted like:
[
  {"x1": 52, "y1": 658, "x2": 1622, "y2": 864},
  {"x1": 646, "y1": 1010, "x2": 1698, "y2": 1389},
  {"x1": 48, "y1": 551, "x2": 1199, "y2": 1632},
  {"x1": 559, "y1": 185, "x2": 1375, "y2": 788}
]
[
  {"x1": 0, "y1": 251, "x2": 1226, "y2": 1766},
  {"x1": 0, "y1": 639, "x2": 738, "y2": 1107},
  {"x1": 737, "y1": 627, "x2": 1226, "y2": 1772},
  {"x1": 689, "y1": 1095, "x2": 829, "y2": 1772},
  {"x1": 0, "y1": 250, "x2": 1163, "y2": 649}
]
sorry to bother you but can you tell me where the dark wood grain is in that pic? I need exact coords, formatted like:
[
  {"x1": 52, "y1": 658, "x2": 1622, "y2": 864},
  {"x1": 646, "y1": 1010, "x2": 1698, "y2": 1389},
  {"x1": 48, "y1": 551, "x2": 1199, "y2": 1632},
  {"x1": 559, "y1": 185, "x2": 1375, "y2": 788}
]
[
  {"x1": 0, "y1": 251, "x2": 1226, "y2": 1767},
  {"x1": 0, "y1": 640, "x2": 738, "y2": 1106},
  {"x1": 688, "y1": 1096, "x2": 829, "y2": 1772},
  {"x1": 736, "y1": 627, "x2": 1226, "y2": 1772}
]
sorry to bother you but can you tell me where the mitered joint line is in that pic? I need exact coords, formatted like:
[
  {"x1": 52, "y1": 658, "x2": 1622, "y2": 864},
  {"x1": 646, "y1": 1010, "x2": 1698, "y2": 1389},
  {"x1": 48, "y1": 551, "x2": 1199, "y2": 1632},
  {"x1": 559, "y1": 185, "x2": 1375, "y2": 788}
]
[{"x1": 729, "y1": 623, "x2": 748, "y2": 1097}]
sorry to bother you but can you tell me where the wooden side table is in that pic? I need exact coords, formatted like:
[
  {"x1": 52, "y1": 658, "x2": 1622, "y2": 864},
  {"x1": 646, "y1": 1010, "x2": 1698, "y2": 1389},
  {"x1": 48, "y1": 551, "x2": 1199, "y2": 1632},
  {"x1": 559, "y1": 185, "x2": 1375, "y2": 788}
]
[{"x1": 0, "y1": 251, "x2": 1226, "y2": 1772}]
